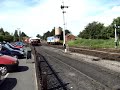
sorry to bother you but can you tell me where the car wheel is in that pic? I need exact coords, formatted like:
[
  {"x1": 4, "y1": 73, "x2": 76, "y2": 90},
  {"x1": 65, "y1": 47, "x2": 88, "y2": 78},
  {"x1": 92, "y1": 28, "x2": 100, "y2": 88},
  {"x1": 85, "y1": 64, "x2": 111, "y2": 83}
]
[{"x1": 0, "y1": 66, "x2": 8, "y2": 76}]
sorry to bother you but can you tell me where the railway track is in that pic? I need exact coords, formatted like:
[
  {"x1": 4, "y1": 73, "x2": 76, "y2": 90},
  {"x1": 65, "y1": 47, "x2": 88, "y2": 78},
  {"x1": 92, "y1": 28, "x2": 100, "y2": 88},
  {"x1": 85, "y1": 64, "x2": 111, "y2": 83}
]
[
  {"x1": 33, "y1": 47, "x2": 68, "y2": 90},
  {"x1": 40, "y1": 50, "x2": 110, "y2": 90},
  {"x1": 46, "y1": 44, "x2": 120, "y2": 61},
  {"x1": 34, "y1": 46, "x2": 120, "y2": 90}
]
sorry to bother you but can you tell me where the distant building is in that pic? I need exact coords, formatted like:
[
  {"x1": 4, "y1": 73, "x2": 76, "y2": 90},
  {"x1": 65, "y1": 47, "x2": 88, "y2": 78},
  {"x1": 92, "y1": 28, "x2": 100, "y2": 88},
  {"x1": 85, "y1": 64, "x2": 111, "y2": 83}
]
[
  {"x1": 23, "y1": 37, "x2": 30, "y2": 43},
  {"x1": 55, "y1": 27, "x2": 62, "y2": 35},
  {"x1": 65, "y1": 34, "x2": 76, "y2": 42}
]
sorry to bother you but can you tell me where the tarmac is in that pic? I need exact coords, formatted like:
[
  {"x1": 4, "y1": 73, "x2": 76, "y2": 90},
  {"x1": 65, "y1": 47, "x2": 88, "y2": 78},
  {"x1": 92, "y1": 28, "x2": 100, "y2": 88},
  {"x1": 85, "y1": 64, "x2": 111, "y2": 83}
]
[{"x1": 0, "y1": 53, "x2": 38, "y2": 90}]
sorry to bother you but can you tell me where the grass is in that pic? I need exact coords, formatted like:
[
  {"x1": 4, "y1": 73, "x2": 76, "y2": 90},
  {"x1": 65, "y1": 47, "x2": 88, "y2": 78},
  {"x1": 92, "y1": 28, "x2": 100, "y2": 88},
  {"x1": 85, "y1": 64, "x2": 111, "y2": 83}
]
[{"x1": 67, "y1": 38, "x2": 120, "y2": 49}]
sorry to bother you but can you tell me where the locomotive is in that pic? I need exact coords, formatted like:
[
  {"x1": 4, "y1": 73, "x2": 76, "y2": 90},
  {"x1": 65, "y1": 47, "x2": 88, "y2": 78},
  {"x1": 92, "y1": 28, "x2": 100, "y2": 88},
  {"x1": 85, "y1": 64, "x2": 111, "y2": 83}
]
[
  {"x1": 47, "y1": 35, "x2": 60, "y2": 45},
  {"x1": 30, "y1": 37, "x2": 41, "y2": 46}
]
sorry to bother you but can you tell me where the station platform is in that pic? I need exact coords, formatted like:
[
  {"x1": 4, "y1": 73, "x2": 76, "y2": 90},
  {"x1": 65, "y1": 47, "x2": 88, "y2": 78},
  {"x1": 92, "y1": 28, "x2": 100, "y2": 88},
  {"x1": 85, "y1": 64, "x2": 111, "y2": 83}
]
[{"x1": 0, "y1": 54, "x2": 38, "y2": 90}]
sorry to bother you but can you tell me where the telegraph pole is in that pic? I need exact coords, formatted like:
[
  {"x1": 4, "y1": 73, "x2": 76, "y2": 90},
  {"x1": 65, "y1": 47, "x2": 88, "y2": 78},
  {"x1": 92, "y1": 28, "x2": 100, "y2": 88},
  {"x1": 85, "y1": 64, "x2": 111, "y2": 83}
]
[
  {"x1": 17, "y1": 28, "x2": 21, "y2": 41},
  {"x1": 61, "y1": 0, "x2": 68, "y2": 52}
]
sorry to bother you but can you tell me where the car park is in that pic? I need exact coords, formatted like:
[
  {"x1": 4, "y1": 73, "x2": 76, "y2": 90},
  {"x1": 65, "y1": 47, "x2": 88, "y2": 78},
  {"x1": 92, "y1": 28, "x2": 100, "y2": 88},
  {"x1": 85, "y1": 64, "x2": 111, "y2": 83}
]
[
  {"x1": 13, "y1": 41, "x2": 25, "y2": 48},
  {"x1": 0, "y1": 53, "x2": 19, "y2": 75},
  {"x1": 0, "y1": 45, "x2": 25, "y2": 59},
  {"x1": 5, "y1": 43, "x2": 24, "y2": 52}
]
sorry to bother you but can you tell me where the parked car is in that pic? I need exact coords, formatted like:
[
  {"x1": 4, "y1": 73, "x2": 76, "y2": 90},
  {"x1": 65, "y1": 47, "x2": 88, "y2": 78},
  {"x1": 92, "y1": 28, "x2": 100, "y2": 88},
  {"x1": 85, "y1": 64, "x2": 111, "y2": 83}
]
[
  {"x1": 0, "y1": 53, "x2": 19, "y2": 75},
  {"x1": 5, "y1": 43, "x2": 24, "y2": 52},
  {"x1": 0, "y1": 45, "x2": 25, "y2": 59},
  {"x1": 13, "y1": 42, "x2": 25, "y2": 48}
]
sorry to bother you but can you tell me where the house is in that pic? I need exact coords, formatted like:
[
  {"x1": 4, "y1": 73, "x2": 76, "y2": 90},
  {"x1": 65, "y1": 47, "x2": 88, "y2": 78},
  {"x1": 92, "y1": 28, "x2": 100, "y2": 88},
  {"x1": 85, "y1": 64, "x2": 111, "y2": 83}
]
[{"x1": 65, "y1": 34, "x2": 76, "y2": 42}]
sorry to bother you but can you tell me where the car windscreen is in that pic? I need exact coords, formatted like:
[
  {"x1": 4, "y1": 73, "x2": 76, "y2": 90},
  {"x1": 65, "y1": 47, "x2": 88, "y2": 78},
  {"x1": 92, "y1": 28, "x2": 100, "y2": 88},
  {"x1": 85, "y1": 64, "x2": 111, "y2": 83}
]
[
  {"x1": 15, "y1": 42, "x2": 24, "y2": 46},
  {"x1": 7, "y1": 43, "x2": 15, "y2": 48},
  {"x1": 4, "y1": 44, "x2": 13, "y2": 51},
  {"x1": 8, "y1": 43, "x2": 14, "y2": 48}
]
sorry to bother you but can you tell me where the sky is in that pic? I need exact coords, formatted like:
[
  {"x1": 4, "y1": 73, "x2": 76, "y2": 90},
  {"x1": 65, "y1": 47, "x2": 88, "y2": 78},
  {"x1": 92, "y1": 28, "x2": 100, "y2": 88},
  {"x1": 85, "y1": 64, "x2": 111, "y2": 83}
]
[{"x1": 0, "y1": 0, "x2": 120, "y2": 37}]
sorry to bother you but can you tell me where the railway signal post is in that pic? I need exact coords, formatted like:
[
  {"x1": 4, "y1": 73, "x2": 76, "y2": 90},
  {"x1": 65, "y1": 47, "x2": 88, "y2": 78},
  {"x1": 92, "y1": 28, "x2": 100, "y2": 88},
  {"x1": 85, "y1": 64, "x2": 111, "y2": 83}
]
[
  {"x1": 61, "y1": 0, "x2": 68, "y2": 52},
  {"x1": 114, "y1": 24, "x2": 120, "y2": 48},
  {"x1": 114, "y1": 24, "x2": 117, "y2": 48}
]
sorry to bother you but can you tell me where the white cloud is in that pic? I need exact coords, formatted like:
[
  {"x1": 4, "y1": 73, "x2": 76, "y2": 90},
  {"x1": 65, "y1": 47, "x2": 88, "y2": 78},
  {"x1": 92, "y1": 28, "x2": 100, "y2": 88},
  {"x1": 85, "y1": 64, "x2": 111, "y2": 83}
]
[
  {"x1": 2, "y1": 1, "x2": 22, "y2": 8},
  {"x1": 66, "y1": 2, "x2": 120, "y2": 36},
  {"x1": 88, "y1": 5, "x2": 120, "y2": 26},
  {"x1": 0, "y1": 0, "x2": 120, "y2": 37}
]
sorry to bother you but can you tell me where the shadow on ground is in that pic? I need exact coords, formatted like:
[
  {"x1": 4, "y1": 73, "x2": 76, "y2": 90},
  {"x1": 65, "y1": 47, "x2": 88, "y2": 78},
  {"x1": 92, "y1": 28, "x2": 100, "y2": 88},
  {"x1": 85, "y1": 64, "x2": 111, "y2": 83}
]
[
  {"x1": 0, "y1": 78, "x2": 17, "y2": 90},
  {"x1": 17, "y1": 66, "x2": 29, "y2": 72},
  {"x1": 9, "y1": 66, "x2": 29, "y2": 73}
]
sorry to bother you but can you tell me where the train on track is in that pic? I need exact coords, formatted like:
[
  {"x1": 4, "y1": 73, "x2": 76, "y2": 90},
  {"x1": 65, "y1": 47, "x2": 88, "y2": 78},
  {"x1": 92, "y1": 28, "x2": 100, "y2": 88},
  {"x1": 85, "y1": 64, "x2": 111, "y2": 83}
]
[
  {"x1": 47, "y1": 35, "x2": 61, "y2": 45},
  {"x1": 30, "y1": 37, "x2": 41, "y2": 46}
]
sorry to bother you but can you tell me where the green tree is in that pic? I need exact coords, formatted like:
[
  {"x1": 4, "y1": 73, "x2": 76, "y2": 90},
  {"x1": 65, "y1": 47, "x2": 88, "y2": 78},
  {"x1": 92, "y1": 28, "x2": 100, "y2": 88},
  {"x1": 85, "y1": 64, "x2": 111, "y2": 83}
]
[
  {"x1": 0, "y1": 35, "x2": 4, "y2": 42},
  {"x1": 4, "y1": 31, "x2": 10, "y2": 36},
  {"x1": 4, "y1": 35, "x2": 14, "y2": 42},
  {"x1": 112, "y1": 17, "x2": 120, "y2": 26},
  {"x1": 0, "y1": 28, "x2": 5, "y2": 35},
  {"x1": 19, "y1": 32, "x2": 28, "y2": 41},
  {"x1": 36, "y1": 34, "x2": 42, "y2": 38},
  {"x1": 111, "y1": 17, "x2": 120, "y2": 39},
  {"x1": 14, "y1": 30, "x2": 19, "y2": 41},
  {"x1": 42, "y1": 27, "x2": 71, "y2": 40},
  {"x1": 78, "y1": 21, "x2": 105, "y2": 39},
  {"x1": 50, "y1": 27, "x2": 55, "y2": 36},
  {"x1": 103, "y1": 25, "x2": 114, "y2": 39},
  {"x1": 65, "y1": 29, "x2": 71, "y2": 35},
  {"x1": 60, "y1": 29, "x2": 71, "y2": 40},
  {"x1": 21, "y1": 32, "x2": 27, "y2": 37},
  {"x1": 43, "y1": 31, "x2": 51, "y2": 40},
  {"x1": 14, "y1": 30, "x2": 19, "y2": 37}
]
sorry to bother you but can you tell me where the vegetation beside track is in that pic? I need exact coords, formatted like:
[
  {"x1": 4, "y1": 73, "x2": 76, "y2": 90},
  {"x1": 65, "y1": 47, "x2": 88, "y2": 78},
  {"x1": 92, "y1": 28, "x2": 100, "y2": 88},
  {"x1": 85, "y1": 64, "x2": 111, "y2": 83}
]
[{"x1": 67, "y1": 38, "x2": 120, "y2": 49}]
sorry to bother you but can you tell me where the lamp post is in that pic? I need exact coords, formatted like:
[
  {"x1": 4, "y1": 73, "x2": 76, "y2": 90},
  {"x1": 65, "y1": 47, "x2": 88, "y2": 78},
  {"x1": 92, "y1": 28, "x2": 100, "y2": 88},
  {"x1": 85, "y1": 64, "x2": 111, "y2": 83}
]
[
  {"x1": 61, "y1": 0, "x2": 68, "y2": 52},
  {"x1": 17, "y1": 28, "x2": 21, "y2": 41}
]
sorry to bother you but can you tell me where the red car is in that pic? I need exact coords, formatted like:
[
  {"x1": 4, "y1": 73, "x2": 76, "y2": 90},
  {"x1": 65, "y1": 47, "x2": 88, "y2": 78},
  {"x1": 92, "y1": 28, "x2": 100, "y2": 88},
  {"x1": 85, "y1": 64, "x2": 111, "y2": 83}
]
[
  {"x1": 14, "y1": 45, "x2": 23, "y2": 48},
  {"x1": 0, "y1": 54, "x2": 19, "y2": 76}
]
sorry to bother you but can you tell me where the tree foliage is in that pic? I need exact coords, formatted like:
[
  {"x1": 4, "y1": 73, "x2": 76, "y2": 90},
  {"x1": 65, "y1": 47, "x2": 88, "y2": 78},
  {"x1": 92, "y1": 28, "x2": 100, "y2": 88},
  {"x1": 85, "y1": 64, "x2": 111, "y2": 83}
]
[
  {"x1": 50, "y1": 27, "x2": 55, "y2": 36},
  {"x1": 78, "y1": 17, "x2": 120, "y2": 39},
  {"x1": 21, "y1": 32, "x2": 27, "y2": 37},
  {"x1": 60, "y1": 29, "x2": 71, "y2": 40},
  {"x1": 0, "y1": 28, "x2": 5, "y2": 35},
  {"x1": 13, "y1": 30, "x2": 27, "y2": 41},
  {"x1": 4, "y1": 35, "x2": 14, "y2": 42},
  {"x1": 42, "y1": 31, "x2": 51, "y2": 40},
  {"x1": 41, "y1": 27, "x2": 71, "y2": 40},
  {"x1": 79, "y1": 21, "x2": 105, "y2": 39},
  {"x1": 4, "y1": 31, "x2": 10, "y2": 36},
  {"x1": 36, "y1": 34, "x2": 42, "y2": 39},
  {"x1": 0, "y1": 27, "x2": 28, "y2": 42},
  {"x1": 14, "y1": 30, "x2": 19, "y2": 37},
  {"x1": 0, "y1": 28, "x2": 14, "y2": 42},
  {"x1": 0, "y1": 35, "x2": 4, "y2": 42},
  {"x1": 65, "y1": 29, "x2": 71, "y2": 35},
  {"x1": 111, "y1": 17, "x2": 120, "y2": 39}
]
